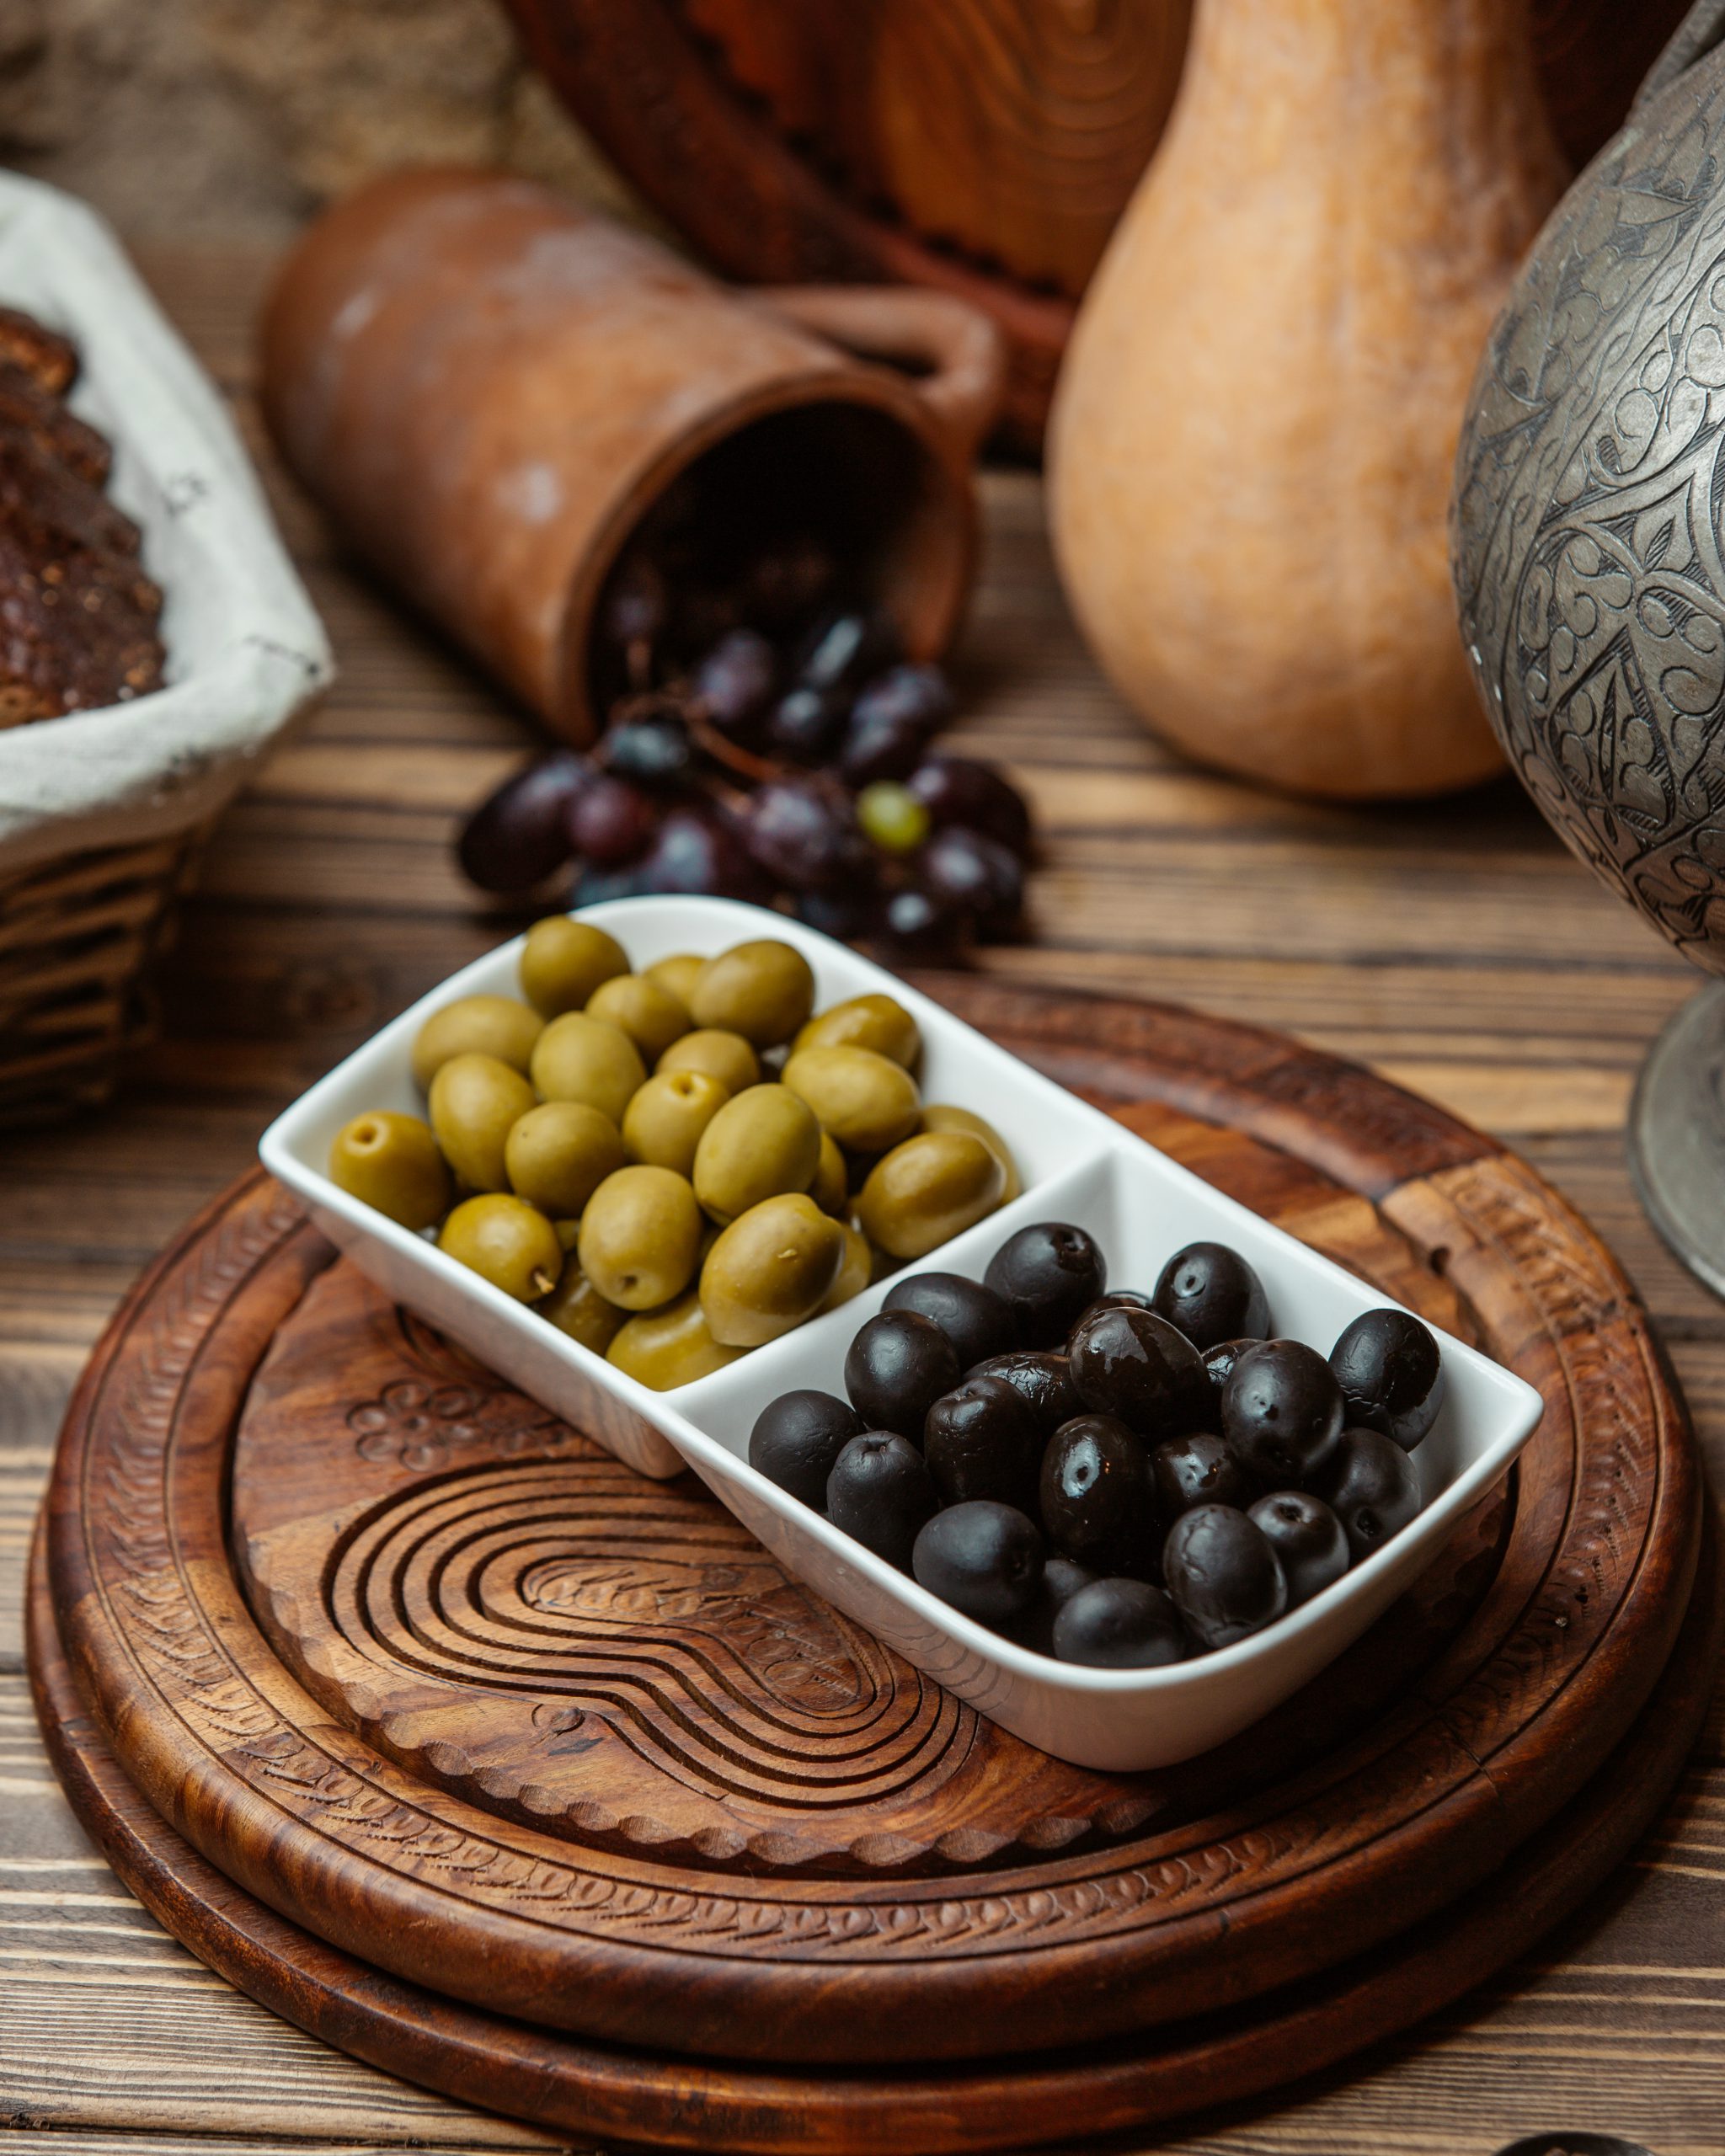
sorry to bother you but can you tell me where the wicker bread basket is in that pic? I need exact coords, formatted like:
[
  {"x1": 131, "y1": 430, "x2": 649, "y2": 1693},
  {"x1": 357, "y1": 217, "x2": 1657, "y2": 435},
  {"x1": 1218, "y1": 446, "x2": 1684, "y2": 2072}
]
[{"x1": 0, "y1": 174, "x2": 331, "y2": 1123}]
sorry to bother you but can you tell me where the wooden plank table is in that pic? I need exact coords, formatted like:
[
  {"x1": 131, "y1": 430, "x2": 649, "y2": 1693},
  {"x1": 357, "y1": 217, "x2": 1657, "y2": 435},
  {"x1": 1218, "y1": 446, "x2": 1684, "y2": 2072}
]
[{"x1": 2, "y1": 240, "x2": 1721, "y2": 2156}]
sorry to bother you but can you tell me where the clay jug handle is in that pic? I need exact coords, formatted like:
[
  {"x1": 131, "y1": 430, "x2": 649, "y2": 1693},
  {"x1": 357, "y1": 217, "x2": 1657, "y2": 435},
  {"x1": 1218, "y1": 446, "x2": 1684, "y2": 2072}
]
[
  {"x1": 1633, "y1": 0, "x2": 1725, "y2": 115},
  {"x1": 759, "y1": 286, "x2": 1007, "y2": 466}
]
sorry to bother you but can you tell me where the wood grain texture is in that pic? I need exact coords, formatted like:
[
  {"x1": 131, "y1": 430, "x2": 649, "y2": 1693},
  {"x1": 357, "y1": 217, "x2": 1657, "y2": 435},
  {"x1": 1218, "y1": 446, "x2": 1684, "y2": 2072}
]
[
  {"x1": 35, "y1": 963, "x2": 1706, "y2": 2092},
  {"x1": 4, "y1": 237, "x2": 1725, "y2": 2154}
]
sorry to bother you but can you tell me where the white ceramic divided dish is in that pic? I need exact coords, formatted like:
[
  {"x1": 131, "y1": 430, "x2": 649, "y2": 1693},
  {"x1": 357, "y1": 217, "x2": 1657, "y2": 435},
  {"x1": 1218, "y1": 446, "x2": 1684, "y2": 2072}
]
[{"x1": 261, "y1": 895, "x2": 1545, "y2": 1771}]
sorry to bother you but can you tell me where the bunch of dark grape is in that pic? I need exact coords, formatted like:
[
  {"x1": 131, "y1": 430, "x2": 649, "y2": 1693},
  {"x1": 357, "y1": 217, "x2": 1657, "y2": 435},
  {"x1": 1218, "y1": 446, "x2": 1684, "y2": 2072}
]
[{"x1": 457, "y1": 526, "x2": 1033, "y2": 958}]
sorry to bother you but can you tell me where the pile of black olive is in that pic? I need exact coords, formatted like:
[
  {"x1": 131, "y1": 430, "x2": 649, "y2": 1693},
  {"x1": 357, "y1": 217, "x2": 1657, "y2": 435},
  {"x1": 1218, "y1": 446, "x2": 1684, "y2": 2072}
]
[{"x1": 748, "y1": 1221, "x2": 1445, "y2": 1668}]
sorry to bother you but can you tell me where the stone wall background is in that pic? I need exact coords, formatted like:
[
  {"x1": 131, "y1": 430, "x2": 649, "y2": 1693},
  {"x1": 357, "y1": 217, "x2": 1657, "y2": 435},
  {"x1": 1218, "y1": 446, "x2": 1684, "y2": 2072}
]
[{"x1": 0, "y1": 0, "x2": 644, "y2": 236}]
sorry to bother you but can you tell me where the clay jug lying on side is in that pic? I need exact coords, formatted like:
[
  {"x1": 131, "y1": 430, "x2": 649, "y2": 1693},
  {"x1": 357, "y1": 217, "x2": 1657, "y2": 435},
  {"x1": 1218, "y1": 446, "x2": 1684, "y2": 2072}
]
[{"x1": 1049, "y1": 0, "x2": 1567, "y2": 800}]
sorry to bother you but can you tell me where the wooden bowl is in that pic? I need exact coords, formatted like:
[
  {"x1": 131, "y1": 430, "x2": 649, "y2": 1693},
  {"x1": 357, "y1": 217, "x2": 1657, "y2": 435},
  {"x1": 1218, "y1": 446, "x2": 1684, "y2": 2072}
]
[{"x1": 499, "y1": 0, "x2": 1691, "y2": 451}]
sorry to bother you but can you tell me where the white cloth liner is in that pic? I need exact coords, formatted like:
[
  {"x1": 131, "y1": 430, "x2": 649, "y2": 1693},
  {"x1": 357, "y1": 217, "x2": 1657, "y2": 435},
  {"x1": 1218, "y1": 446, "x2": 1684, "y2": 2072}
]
[{"x1": 0, "y1": 172, "x2": 333, "y2": 877}]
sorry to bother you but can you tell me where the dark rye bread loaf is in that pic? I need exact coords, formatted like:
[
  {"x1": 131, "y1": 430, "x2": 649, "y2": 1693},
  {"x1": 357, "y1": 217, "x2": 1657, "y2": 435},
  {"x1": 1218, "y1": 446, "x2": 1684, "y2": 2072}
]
[{"x1": 0, "y1": 303, "x2": 165, "y2": 728}]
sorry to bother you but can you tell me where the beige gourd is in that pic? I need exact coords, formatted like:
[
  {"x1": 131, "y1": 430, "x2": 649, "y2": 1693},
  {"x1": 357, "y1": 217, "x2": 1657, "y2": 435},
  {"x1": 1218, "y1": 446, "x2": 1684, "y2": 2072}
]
[{"x1": 1049, "y1": 0, "x2": 1567, "y2": 799}]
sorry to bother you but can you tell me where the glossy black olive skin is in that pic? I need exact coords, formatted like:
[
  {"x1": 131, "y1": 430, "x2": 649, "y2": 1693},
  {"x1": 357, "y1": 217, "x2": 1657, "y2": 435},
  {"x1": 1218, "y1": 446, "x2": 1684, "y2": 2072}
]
[
  {"x1": 1039, "y1": 1414, "x2": 1161, "y2": 1577},
  {"x1": 748, "y1": 1390, "x2": 863, "y2": 1509},
  {"x1": 844, "y1": 1310, "x2": 961, "y2": 1439},
  {"x1": 1247, "y1": 1490, "x2": 1350, "y2": 1606},
  {"x1": 923, "y1": 1375, "x2": 1043, "y2": 1513},
  {"x1": 1329, "y1": 1308, "x2": 1445, "y2": 1451},
  {"x1": 1012, "y1": 1553, "x2": 1097, "y2": 1656},
  {"x1": 911, "y1": 1501, "x2": 1044, "y2": 1628},
  {"x1": 1053, "y1": 1578, "x2": 1188, "y2": 1668},
  {"x1": 966, "y1": 1350, "x2": 1081, "y2": 1437},
  {"x1": 1200, "y1": 1338, "x2": 1252, "y2": 1403},
  {"x1": 884, "y1": 1272, "x2": 1016, "y2": 1372},
  {"x1": 1320, "y1": 1428, "x2": 1423, "y2": 1559},
  {"x1": 1220, "y1": 1339, "x2": 1346, "y2": 1487},
  {"x1": 1152, "y1": 1241, "x2": 1270, "y2": 1351},
  {"x1": 1151, "y1": 1430, "x2": 1255, "y2": 1518},
  {"x1": 1162, "y1": 1504, "x2": 1289, "y2": 1650},
  {"x1": 1067, "y1": 1305, "x2": 1210, "y2": 1438},
  {"x1": 825, "y1": 1433, "x2": 939, "y2": 1570},
  {"x1": 1068, "y1": 1289, "x2": 1154, "y2": 1342},
  {"x1": 983, "y1": 1222, "x2": 1106, "y2": 1347}
]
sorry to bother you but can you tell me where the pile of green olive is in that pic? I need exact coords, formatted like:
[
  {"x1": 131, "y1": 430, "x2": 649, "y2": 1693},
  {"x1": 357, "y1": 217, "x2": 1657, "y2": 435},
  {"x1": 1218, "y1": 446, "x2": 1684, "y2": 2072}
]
[{"x1": 326, "y1": 921, "x2": 1019, "y2": 1390}]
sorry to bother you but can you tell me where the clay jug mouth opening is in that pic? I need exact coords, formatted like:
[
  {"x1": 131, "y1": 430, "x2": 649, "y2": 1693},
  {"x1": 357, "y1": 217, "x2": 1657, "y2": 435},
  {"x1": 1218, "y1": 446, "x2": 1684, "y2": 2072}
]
[{"x1": 563, "y1": 383, "x2": 975, "y2": 742}]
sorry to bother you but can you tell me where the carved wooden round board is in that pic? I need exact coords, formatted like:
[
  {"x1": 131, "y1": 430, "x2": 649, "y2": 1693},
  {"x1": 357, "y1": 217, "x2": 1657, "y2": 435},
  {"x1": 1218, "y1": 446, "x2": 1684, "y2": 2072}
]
[
  {"x1": 31, "y1": 1518, "x2": 1719, "y2": 2155},
  {"x1": 39, "y1": 981, "x2": 1711, "y2": 2090}
]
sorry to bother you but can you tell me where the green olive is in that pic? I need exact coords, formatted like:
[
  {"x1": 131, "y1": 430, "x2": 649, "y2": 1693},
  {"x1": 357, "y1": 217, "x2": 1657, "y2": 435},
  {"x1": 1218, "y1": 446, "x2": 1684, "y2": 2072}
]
[
  {"x1": 645, "y1": 953, "x2": 705, "y2": 1007},
  {"x1": 688, "y1": 938, "x2": 815, "y2": 1047},
  {"x1": 809, "y1": 1130, "x2": 848, "y2": 1217},
  {"x1": 438, "y1": 1193, "x2": 563, "y2": 1301},
  {"x1": 854, "y1": 1130, "x2": 1007, "y2": 1260},
  {"x1": 622, "y1": 1069, "x2": 730, "y2": 1177},
  {"x1": 692, "y1": 1082, "x2": 820, "y2": 1225},
  {"x1": 554, "y1": 1217, "x2": 582, "y2": 1251},
  {"x1": 819, "y1": 1222, "x2": 873, "y2": 1314},
  {"x1": 791, "y1": 992, "x2": 920, "y2": 1070},
  {"x1": 539, "y1": 1255, "x2": 628, "y2": 1354},
  {"x1": 606, "y1": 1291, "x2": 746, "y2": 1390},
  {"x1": 577, "y1": 1164, "x2": 703, "y2": 1310},
  {"x1": 781, "y1": 1043, "x2": 921, "y2": 1153},
  {"x1": 918, "y1": 1104, "x2": 1022, "y2": 1204},
  {"x1": 530, "y1": 1011, "x2": 646, "y2": 1126},
  {"x1": 328, "y1": 1110, "x2": 451, "y2": 1230},
  {"x1": 429, "y1": 1052, "x2": 537, "y2": 1193},
  {"x1": 505, "y1": 1100, "x2": 625, "y2": 1218},
  {"x1": 657, "y1": 1027, "x2": 761, "y2": 1095},
  {"x1": 410, "y1": 995, "x2": 542, "y2": 1091},
  {"x1": 700, "y1": 1193, "x2": 844, "y2": 1347},
  {"x1": 518, "y1": 916, "x2": 629, "y2": 1017},
  {"x1": 585, "y1": 971, "x2": 692, "y2": 1062}
]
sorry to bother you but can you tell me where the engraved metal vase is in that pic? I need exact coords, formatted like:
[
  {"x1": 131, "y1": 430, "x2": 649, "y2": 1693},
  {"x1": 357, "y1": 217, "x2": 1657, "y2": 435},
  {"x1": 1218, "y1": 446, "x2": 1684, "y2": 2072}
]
[{"x1": 1452, "y1": 0, "x2": 1725, "y2": 1294}]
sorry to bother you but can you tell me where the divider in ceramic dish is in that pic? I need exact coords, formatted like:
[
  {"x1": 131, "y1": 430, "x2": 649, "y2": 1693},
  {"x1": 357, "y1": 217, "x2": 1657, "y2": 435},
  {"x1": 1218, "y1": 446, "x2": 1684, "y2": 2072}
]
[
  {"x1": 259, "y1": 895, "x2": 1106, "y2": 1478},
  {"x1": 262, "y1": 894, "x2": 1544, "y2": 1769}
]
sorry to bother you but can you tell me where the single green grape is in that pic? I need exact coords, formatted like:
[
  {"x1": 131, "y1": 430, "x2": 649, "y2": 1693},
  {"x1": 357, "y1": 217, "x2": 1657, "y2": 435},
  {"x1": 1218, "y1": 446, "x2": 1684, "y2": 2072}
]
[{"x1": 856, "y1": 781, "x2": 931, "y2": 857}]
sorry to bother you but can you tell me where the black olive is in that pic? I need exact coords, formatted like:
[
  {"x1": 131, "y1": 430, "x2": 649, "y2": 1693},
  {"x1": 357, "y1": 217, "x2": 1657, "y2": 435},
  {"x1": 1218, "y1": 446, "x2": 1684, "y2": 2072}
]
[
  {"x1": 1067, "y1": 1289, "x2": 1154, "y2": 1344},
  {"x1": 748, "y1": 1389, "x2": 863, "y2": 1509},
  {"x1": 1162, "y1": 1503, "x2": 1288, "y2": 1650},
  {"x1": 1151, "y1": 1241, "x2": 1270, "y2": 1350},
  {"x1": 1247, "y1": 1490, "x2": 1350, "y2": 1605},
  {"x1": 825, "y1": 1433, "x2": 939, "y2": 1571},
  {"x1": 1068, "y1": 1304, "x2": 1209, "y2": 1438},
  {"x1": 983, "y1": 1222, "x2": 1106, "y2": 1347},
  {"x1": 1151, "y1": 1430, "x2": 1256, "y2": 1518},
  {"x1": 1053, "y1": 1578, "x2": 1188, "y2": 1669},
  {"x1": 965, "y1": 1350, "x2": 1081, "y2": 1436},
  {"x1": 884, "y1": 1271, "x2": 1016, "y2": 1371},
  {"x1": 843, "y1": 1309, "x2": 960, "y2": 1438},
  {"x1": 1329, "y1": 1307, "x2": 1445, "y2": 1451},
  {"x1": 1200, "y1": 1337, "x2": 1253, "y2": 1402},
  {"x1": 923, "y1": 1375, "x2": 1044, "y2": 1513},
  {"x1": 911, "y1": 1501, "x2": 1044, "y2": 1629},
  {"x1": 1320, "y1": 1427, "x2": 1423, "y2": 1559},
  {"x1": 1039, "y1": 1414, "x2": 1161, "y2": 1577},
  {"x1": 1012, "y1": 1553, "x2": 1098, "y2": 1656},
  {"x1": 1220, "y1": 1338, "x2": 1345, "y2": 1487}
]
